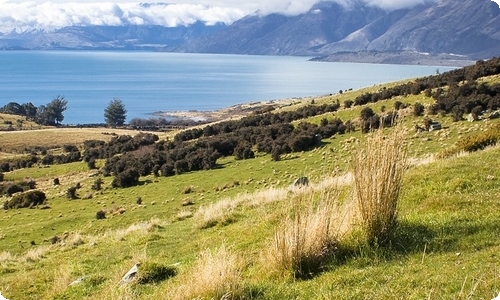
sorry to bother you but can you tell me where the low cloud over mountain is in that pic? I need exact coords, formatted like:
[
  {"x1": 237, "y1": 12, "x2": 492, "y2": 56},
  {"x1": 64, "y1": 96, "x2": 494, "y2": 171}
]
[
  {"x1": 0, "y1": 0, "x2": 499, "y2": 62},
  {"x1": 0, "y1": 0, "x2": 444, "y2": 33}
]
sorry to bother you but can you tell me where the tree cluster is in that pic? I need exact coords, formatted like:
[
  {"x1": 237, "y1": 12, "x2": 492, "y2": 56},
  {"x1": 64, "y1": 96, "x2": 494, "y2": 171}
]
[
  {"x1": 0, "y1": 96, "x2": 68, "y2": 126},
  {"x1": 348, "y1": 57, "x2": 500, "y2": 119}
]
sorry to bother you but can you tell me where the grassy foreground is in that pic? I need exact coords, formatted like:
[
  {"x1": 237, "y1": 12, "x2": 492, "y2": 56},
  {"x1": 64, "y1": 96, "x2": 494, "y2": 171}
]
[{"x1": 0, "y1": 82, "x2": 499, "y2": 299}]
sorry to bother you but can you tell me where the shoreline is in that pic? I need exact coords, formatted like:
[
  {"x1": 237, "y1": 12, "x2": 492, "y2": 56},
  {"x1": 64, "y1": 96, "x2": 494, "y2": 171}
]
[{"x1": 150, "y1": 98, "x2": 306, "y2": 122}]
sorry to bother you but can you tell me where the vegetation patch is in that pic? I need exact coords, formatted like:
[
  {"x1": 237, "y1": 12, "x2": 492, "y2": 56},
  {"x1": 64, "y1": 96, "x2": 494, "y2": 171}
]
[{"x1": 3, "y1": 190, "x2": 46, "y2": 209}]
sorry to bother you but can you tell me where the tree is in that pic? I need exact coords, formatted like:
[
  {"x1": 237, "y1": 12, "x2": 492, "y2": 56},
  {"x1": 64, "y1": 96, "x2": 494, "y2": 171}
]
[
  {"x1": 35, "y1": 96, "x2": 68, "y2": 125},
  {"x1": 46, "y1": 96, "x2": 68, "y2": 125},
  {"x1": 22, "y1": 102, "x2": 37, "y2": 120},
  {"x1": 104, "y1": 98, "x2": 127, "y2": 127}
]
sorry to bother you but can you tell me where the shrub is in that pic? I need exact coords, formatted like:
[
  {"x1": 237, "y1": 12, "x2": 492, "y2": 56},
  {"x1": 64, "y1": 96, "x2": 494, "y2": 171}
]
[
  {"x1": 344, "y1": 100, "x2": 353, "y2": 109},
  {"x1": 438, "y1": 124, "x2": 500, "y2": 158},
  {"x1": 91, "y1": 178, "x2": 103, "y2": 191},
  {"x1": 413, "y1": 102, "x2": 425, "y2": 116},
  {"x1": 112, "y1": 168, "x2": 140, "y2": 188},
  {"x1": 352, "y1": 126, "x2": 407, "y2": 245},
  {"x1": 136, "y1": 262, "x2": 177, "y2": 284},
  {"x1": 0, "y1": 180, "x2": 36, "y2": 197},
  {"x1": 67, "y1": 186, "x2": 78, "y2": 200},
  {"x1": 4, "y1": 190, "x2": 46, "y2": 209},
  {"x1": 0, "y1": 172, "x2": 3, "y2": 182},
  {"x1": 96, "y1": 210, "x2": 106, "y2": 219},
  {"x1": 455, "y1": 124, "x2": 500, "y2": 152},
  {"x1": 53, "y1": 178, "x2": 60, "y2": 185}
]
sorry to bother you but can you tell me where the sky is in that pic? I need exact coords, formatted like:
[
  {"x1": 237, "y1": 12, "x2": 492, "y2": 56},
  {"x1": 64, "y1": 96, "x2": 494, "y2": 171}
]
[{"x1": 0, "y1": 0, "x2": 499, "y2": 33}]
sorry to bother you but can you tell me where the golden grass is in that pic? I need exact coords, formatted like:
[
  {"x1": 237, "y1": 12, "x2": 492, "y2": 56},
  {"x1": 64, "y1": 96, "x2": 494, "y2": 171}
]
[
  {"x1": 0, "y1": 127, "x2": 168, "y2": 154},
  {"x1": 23, "y1": 245, "x2": 51, "y2": 263},
  {"x1": 109, "y1": 218, "x2": 166, "y2": 241},
  {"x1": 264, "y1": 186, "x2": 350, "y2": 279},
  {"x1": 0, "y1": 251, "x2": 16, "y2": 264},
  {"x1": 351, "y1": 126, "x2": 408, "y2": 244},
  {"x1": 168, "y1": 244, "x2": 242, "y2": 300}
]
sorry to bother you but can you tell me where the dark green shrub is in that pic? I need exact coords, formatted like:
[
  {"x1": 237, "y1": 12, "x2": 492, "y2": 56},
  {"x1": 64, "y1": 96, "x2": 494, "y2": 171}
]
[
  {"x1": 67, "y1": 186, "x2": 78, "y2": 200},
  {"x1": 394, "y1": 101, "x2": 405, "y2": 110},
  {"x1": 112, "y1": 168, "x2": 140, "y2": 188},
  {"x1": 136, "y1": 262, "x2": 177, "y2": 284},
  {"x1": 413, "y1": 102, "x2": 425, "y2": 116},
  {"x1": 0, "y1": 180, "x2": 36, "y2": 197},
  {"x1": 96, "y1": 210, "x2": 106, "y2": 219},
  {"x1": 0, "y1": 172, "x2": 3, "y2": 182},
  {"x1": 5, "y1": 190, "x2": 46, "y2": 209},
  {"x1": 91, "y1": 178, "x2": 103, "y2": 191}
]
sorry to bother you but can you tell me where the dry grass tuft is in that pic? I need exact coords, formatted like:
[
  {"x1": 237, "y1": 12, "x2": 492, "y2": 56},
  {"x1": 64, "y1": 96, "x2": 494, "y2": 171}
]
[
  {"x1": 352, "y1": 126, "x2": 408, "y2": 245},
  {"x1": 0, "y1": 251, "x2": 16, "y2": 264},
  {"x1": 175, "y1": 209, "x2": 194, "y2": 221},
  {"x1": 266, "y1": 187, "x2": 349, "y2": 279},
  {"x1": 110, "y1": 218, "x2": 166, "y2": 241},
  {"x1": 24, "y1": 245, "x2": 51, "y2": 262},
  {"x1": 170, "y1": 244, "x2": 242, "y2": 300}
]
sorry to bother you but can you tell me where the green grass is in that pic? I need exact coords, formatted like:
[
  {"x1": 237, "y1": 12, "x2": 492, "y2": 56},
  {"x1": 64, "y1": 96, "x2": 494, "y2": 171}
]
[{"x1": 0, "y1": 80, "x2": 499, "y2": 299}]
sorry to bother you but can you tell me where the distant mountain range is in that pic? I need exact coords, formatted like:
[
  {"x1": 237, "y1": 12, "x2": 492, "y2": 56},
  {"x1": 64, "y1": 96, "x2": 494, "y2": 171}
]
[{"x1": 1, "y1": 0, "x2": 499, "y2": 64}]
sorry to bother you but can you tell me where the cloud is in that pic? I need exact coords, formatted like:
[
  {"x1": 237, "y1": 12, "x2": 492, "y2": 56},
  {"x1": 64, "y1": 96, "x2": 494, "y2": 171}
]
[
  {"x1": 0, "y1": 0, "x2": 447, "y2": 33},
  {"x1": 363, "y1": 0, "x2": 437, "y2": 10},
  {"x1": 0, "y1": 2, "x2": 245, "y2": 33}
]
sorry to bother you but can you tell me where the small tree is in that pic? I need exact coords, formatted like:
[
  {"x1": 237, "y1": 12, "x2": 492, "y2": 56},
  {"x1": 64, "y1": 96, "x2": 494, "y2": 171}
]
[
  {"x1": 47, "y1": 96, "x2": 68, "y2": 125},
  {"x1": 91, "y1": 178, "x2": 103, "y2": 191},
  {"x1": 67, "y1": 186, "x2": 78, "y2": 200},
  {"x1": 104, "y1": 98, "x2": 127, "y2": 127},
  {"x1": 413, "y1": 102, "x2": 425, "y2": 116}
]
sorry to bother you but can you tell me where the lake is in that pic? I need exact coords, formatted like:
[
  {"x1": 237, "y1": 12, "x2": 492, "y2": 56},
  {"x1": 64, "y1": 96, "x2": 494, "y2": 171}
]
[{"x1": 0, "y1": 51, "x2": 453, "y2": 124}]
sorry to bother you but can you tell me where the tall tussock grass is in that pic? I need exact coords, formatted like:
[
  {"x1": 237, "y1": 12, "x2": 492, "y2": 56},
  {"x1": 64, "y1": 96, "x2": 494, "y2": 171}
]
[
  {"x1": 169, "y1": 244, "x2": 242, "y2": 299},
  {"x1": 267, "y1": 187, "x2": 348, "y2": 279},
  {"x1": 352, "y1": 126, "x2": 407, "y2": 245}
]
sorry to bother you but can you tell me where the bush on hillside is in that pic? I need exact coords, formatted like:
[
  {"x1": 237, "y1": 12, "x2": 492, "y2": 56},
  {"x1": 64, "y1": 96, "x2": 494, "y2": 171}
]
[
  {"x1": 413, "y1": 102, "x2": 425, "y2": 116},
  {"x1": 112, "y1": 168, "x2": 140, "y2": 188},
  {"x1": 0, "y1": 180, "x2": 36, "y2": 197},
  {"x1": 67, "y1": 186, "x2": 79, "y2": 200},
  {"x1": 91, "y1": 178, "x2": 103, "y2": 191},
  {"x1": 96, "y1": 210, "x2": 106, "y2": 219},
  {"x1": 4, "y1": 190, "x2": 46, "y2": 209},
  {"x1": 438, "y1": 124, "x2": 500, "y2": 158},
  {"x1": 136, "y1": 262, "x2": 178, "y2": 284}
]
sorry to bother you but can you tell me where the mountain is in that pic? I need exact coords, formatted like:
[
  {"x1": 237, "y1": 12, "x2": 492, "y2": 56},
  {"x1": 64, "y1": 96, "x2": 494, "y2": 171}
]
[
  {"x1": 176, "y1": 0, "x2": 500, "y2": 59},
  {"x1": 176, "y1": 2, "x2": 386, "y2": 55},
  {"x1": 0, "y1": 22, "x2": 226, "y2": 50},
  {"x1": 0, "y1": 0, "x2": 499, "y2": 61}
]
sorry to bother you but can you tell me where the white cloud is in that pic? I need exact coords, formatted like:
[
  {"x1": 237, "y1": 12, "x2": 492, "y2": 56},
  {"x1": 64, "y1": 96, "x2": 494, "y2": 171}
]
[
  {"x1": 0, "y1": 0, "x2": 451, "y2": 33},
  {"x1": 0, "y1": 2, "x2": 245, "y2": 33}
]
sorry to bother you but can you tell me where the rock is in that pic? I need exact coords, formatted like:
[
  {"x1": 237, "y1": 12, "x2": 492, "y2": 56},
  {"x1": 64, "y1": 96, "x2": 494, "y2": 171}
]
[{"x1": 121, "y1": 263, "x2": 140, "y2": 283}]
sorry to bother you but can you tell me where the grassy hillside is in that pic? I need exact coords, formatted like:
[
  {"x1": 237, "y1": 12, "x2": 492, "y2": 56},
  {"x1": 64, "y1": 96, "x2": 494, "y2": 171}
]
[{"x1": 0, "y1": 74, "x2": 499, "y2": 299}]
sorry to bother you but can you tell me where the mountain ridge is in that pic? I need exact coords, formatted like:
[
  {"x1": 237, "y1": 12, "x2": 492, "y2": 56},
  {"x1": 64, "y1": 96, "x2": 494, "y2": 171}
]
[{"x1": 0, "y1": 0, "x2": 498, "y2": 64}]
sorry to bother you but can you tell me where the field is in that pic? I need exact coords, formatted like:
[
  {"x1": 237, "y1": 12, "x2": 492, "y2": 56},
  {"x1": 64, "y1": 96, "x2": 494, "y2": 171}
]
[{"x1": 0, "y1": 77, "x2": 499, "y2": 299}]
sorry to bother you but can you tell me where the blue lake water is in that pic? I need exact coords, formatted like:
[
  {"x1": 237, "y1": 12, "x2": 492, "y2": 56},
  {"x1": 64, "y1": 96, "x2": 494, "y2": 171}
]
[{"x1": 0, "y1": 51, "x2": 453, "y2": 124}]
